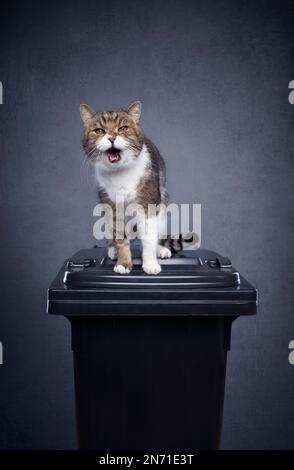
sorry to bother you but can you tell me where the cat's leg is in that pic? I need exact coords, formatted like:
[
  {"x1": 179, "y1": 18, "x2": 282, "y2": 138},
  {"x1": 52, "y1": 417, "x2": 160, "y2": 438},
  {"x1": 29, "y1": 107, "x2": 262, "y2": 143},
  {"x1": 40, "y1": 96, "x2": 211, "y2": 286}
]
[
  {"x1": 140, "y1": 217, "x2": 162, "y2": 275},
  {"x1": 113, "y1": 238, "x2": 132, "y2": 274},
  {"x1": 156, "y1": 204, "x2": 171, "y2": 259},
  {"x1": 103, "y1": 203, "x2": 118, "y2": 261},
  {"x1": 106, "y1": 204, "x2": 131, "y2": 273},
  {"x1": 107, "y1": 243, "x2": 117, "y2": 260}
]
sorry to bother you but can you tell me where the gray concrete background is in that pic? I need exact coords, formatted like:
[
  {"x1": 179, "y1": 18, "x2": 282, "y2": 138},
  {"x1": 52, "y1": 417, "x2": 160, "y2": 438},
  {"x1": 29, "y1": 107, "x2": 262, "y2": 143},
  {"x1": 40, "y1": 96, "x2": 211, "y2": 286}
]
[{"x1": 0, "y1": 0, "x2": 293, "y2": 449}]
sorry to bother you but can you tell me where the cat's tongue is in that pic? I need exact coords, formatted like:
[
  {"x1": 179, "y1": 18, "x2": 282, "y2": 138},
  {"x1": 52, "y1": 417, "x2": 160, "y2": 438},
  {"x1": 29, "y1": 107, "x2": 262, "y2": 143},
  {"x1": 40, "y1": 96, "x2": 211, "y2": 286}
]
[{"x1": 108, "y1": 153, "x2": 121, "y2": 163}]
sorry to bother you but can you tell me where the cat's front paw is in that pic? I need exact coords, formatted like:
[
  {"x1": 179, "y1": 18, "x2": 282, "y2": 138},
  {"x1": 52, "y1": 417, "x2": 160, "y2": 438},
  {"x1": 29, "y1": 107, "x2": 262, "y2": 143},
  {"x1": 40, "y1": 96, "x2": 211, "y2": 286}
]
[
  {"x1": 143, "y1": 261, "x2": 162, "y2": 275},
  {"x1": 113, "y1": 263, "x2": 132, "y2": 274},
  {"x1": 108, "y1": 246, "x2": 117, "y2": 260},
  {"x1": 157, "y1": 246, "x2": 172, "y2": 259}
]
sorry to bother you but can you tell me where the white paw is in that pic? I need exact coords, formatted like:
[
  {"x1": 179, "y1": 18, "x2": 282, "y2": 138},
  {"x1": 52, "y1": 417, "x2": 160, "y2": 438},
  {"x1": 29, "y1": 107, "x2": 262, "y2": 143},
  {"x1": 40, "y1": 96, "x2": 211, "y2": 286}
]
[
  {"x1": 157, "y1": 246, "x2": 172, "y2": 259},
  {"x1": 143, "y1": 261, "x2": 162, "y2": 275},
  {"x1": 113, "y1": 264, "x2": 130, "y2": 274},
  {"x1": 108, "y1": 246, "x2": 117, "y2": 260}
]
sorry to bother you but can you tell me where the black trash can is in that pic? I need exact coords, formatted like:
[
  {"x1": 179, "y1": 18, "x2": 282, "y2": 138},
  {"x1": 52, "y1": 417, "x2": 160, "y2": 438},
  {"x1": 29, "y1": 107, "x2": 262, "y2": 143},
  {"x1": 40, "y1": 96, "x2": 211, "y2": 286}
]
[{"x1": 47, "y1": 247, "x2": 257, "y2": 450}]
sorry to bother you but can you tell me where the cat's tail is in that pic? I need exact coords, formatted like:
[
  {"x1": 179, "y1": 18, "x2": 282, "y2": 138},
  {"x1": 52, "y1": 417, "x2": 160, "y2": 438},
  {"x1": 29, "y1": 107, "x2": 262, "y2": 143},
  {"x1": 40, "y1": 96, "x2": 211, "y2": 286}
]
[{"x1": 160, "y1": 232, "x2": 199, "y2": 253}]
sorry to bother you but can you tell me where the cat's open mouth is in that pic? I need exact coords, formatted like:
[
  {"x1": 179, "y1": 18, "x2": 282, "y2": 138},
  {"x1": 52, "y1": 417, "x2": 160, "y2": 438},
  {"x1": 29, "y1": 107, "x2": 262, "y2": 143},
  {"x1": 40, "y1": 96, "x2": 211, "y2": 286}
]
[{"x1": 107, "y1": 147, "x2": 121, "y2": 163}]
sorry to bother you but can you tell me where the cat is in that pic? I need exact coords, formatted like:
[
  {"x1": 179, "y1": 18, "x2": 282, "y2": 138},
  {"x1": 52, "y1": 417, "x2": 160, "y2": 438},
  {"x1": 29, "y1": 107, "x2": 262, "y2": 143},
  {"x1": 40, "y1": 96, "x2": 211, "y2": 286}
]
[{"x1": 80, "y1": 100, "x2": 196, "y2": 275}]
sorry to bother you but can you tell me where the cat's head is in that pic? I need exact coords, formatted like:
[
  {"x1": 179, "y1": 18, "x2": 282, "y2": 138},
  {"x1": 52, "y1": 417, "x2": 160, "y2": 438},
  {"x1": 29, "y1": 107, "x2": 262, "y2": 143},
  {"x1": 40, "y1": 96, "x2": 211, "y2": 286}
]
[{"x1": 79, "y1": 101, "x2": 144, "y2": 171}]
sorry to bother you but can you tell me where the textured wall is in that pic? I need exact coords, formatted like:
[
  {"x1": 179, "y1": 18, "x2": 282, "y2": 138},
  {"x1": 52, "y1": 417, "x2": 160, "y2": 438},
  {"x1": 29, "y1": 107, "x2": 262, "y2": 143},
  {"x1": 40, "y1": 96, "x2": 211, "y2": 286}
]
[{"x1": 0, "y1": 0, "x2": 293, "y2": 449}]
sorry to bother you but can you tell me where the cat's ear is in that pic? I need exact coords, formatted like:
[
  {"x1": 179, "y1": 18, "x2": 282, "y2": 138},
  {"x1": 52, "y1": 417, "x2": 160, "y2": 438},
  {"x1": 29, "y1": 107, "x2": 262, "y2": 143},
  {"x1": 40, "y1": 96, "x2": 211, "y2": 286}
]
[
  {"x1": 79, "y1": 104, "x2": 95, "y2": 126},
  {"x1": 127, "y1": 101, "x2": 142, "y2": 124}
]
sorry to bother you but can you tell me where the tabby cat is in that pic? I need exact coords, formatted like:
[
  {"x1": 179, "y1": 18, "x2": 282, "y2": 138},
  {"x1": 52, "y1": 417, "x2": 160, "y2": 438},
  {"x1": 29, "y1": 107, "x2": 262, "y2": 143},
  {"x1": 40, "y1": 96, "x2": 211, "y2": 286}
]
[{"x1": 80, "y1": 101, "x2": 194, "y2": 275}]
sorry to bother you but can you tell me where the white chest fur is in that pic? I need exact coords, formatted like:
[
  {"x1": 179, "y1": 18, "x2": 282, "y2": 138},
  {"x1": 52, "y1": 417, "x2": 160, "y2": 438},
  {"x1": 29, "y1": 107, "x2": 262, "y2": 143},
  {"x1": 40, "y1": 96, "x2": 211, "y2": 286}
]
[{"x1": 95, "y1": 144, "x2": 150, "y2": 203}]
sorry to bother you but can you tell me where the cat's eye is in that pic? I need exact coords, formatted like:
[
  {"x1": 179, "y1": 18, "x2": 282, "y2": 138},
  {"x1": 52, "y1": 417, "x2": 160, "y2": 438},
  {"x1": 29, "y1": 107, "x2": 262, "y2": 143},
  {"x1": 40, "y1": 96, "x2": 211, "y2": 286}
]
[
  {"x1": 118, "y1": 125, "x2": 129, "y2": 132},
  {"x1": 93, "y1": 128, "x2": 105, "y2": 135}
]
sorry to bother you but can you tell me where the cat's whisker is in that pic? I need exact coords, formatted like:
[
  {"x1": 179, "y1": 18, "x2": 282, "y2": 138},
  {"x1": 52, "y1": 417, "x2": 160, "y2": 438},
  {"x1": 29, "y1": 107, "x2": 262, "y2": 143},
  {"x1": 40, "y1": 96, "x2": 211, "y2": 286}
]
[
  {"x1": 88, "y1": 144, "x2": 98, "y2": 154},
  {"x1": 79, "y1": 158, "x2": 86, "y2": 180},
  {"x1": 84, "y1": 158, "x2": 95, "y2": 189},
  {"x1": 85, "y1": 159, "x2": 91, "y2": 188},
  {"x1": 80, "y1": 146, "x2": 98, "y2": 184},
  {"x1": 79, "y1": 156, "x2": 88, "y2": 181},
  {"x1": 88, "y1": 147, "x2": 97, "y2": 156}
]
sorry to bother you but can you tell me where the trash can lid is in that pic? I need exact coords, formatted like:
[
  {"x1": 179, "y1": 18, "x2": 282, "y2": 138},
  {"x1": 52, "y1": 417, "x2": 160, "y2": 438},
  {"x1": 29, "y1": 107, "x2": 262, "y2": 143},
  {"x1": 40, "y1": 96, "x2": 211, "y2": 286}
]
[
  {"x1": 64, "y1": 249, "x2": 239, "y2": 288},
  {"x1": 47, "y1": 247, "x2": 257, "y2": 316}
]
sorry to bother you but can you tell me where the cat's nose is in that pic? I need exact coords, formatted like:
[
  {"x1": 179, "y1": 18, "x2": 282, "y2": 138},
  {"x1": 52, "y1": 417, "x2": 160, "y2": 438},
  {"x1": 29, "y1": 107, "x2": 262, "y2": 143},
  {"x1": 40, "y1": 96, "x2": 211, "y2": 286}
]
[{"x1": 108, "y1": 136, "x2": 115, "y2": 143}]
